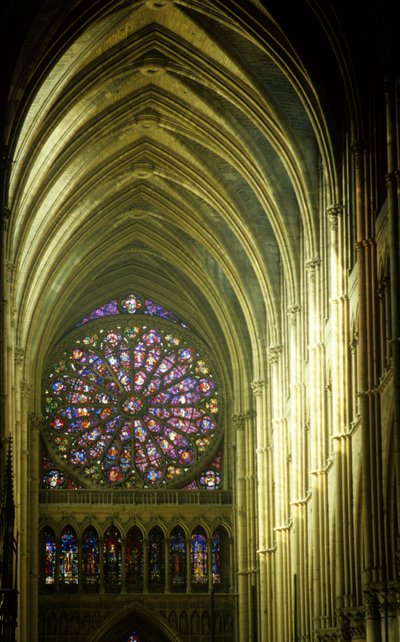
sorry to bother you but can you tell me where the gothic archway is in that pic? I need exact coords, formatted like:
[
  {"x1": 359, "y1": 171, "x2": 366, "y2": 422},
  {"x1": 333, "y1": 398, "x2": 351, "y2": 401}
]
[{"x1": 90, "y1": 605, "x2": 181, "y2": 642}]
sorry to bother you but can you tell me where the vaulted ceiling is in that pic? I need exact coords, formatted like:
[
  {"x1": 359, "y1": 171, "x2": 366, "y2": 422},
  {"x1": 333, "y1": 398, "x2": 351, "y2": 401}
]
[{"x1": 3, "y1": 0, "x2": 352, "y2": 391}]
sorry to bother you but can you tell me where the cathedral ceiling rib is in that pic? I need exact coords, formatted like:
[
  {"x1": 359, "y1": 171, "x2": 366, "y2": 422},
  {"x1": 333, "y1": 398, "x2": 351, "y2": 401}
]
[{"x1": 6, "y1": 0, "x2": 326, "y2": 384}]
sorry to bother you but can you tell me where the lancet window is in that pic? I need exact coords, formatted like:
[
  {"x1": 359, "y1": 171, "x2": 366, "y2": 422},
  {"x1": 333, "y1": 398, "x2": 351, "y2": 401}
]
[
  {"x1": 82, "y1": 526, "x2": 100, "y2": 589},
  {"x1": 59, "y1": 526, "x2": 78, "y2": 586},
  {"x1": 39, "y1": 524, "x2": 230, "y2": 593}
]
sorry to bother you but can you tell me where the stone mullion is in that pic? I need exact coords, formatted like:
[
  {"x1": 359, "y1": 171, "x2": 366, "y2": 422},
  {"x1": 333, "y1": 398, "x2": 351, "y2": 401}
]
[
  {"x1": 252, "y1": 378, "x2": 269, "y2": 642},
  {"x1": 234, "y1": 412, "x2": 251, "y2": 641}
]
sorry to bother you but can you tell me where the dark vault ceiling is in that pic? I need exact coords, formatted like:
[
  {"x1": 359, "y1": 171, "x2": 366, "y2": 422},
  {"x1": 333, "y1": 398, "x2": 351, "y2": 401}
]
[{"x1": 2, "y1": 0, "x2": 372, "y2": 388}]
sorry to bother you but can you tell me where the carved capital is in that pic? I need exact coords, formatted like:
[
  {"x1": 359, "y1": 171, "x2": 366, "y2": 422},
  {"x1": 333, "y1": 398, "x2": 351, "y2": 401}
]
[
  {"x1": 267, "y1": 344, "x2": 282, "y2": 364},
  {"x1": 1, "y1": 206, "x2": 10, "y2": 231},
  {"x1": 29, "y1": 413, "x2": 44, "y2": 430},
  {"x1": 337, "y1": 607, "x2": 365, "y2": 638},
  {"x1": 287, "y1": 304, "x2": 300, "y2": 324},
  {"x1": 327, "y1": 204, "x2": 343, "y2": 231},
  {"x1": 20, "y1": 380, "x2": 32, "y2": 397},
  {"x1": 14, "y1": 345, "x2": 25, "y2": 366},
  {"x1": 305, "y1": 257, "x2": 320, "y2": 282},
  {"x1": 351, "y1": 140, "x2": 368, "y2": 168},
  {"x1": 5, "y1": 260, "x2": 14, "y2": 284},
  {"x1": 251, "y1": 379, "x2": 266, "y2": 396},
  {"x1": 363, "y1": 587, "x2": 380, "y2": 619},
  {"x1": 233, "y1": 412, "x2": 254, "y2": 430}
]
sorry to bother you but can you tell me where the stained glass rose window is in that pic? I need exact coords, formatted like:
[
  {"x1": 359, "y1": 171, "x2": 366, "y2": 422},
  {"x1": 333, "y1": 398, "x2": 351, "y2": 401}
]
[{"x1": 43, "y1": 308, "x2": 221, "y2": 488}]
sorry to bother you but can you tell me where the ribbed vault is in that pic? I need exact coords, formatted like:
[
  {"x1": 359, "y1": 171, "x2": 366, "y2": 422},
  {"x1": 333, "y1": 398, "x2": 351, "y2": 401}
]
[{"x1": 5, "y1": 0, "x2": 334, "y2": 407}]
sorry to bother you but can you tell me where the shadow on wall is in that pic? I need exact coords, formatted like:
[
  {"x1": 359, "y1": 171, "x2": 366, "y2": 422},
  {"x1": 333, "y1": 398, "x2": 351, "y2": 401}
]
[{"x1": 92, "y1": 607, "x2": 180, "y2": 642}]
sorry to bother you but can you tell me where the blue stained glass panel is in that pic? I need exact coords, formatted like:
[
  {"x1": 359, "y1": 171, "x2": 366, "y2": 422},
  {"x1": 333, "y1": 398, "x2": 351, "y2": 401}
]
[
  {"x1": 60, "y1": 526, "x2": 78, "y2": 584},
  {"x1": 212, "y1": 531, "x2": 221, "y2": 584},
  {"x1": 43, "y1": 528, "x2": 56, "y2": 585}
]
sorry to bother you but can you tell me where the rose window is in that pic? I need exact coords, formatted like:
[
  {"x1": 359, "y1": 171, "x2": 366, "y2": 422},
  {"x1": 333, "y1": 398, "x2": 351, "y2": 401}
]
[{"x1": 43, "y1": 321, "x2": 221, "y2": 488}]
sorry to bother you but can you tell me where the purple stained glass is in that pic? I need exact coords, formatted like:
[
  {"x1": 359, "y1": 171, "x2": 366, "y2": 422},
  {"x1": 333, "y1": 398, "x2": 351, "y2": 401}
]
[
  {"x1": 184, "y1": 451, "x2": 222, "y2": 491},
  {"x1": 44, "y1": 323, "x2": 220, "y2": 488},
  {"x1": 78, "y1": 300, "x2": 119, "y2": 325},
  {"x1": 76, "y1": 293, "x2": 186, "y2": 327},
  {"x1": 42, "y1": 452, "x2": 82, "y2": 489}
]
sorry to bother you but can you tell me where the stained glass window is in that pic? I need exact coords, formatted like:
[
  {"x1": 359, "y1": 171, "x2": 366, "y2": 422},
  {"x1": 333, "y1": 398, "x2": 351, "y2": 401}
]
[
  {"x1": 212, "y1": 529, "x2": 221, "y2": 584},
  {"x1": 124, "y1": 631, "x2": 144, "y2": 642},
  {"x1": 191, "y1": 529, "x2": 208, "y2": 585},
  {"x1": 43, "y1": 527, "x2": 56, "y2": 585},
  {"x1": 59, "y1": 526, "x2": 78, "y2": 585},
  {"x1": 148, "y1": 526, "x2": 165, "y2": 590},
  {"x1": 77, "y1": 292, "x2": 186, "y2": 327},
  {"x1": 184, "y1": 451, "x2": 222, "y2": 490},
  {"x1": 43, "y1": 321, "x2": 221, "y2": 489},
  {"x1": 126, "y1": 527, "x2": 143, "y2": 589},
  {"x1": 170, "y1": 527, "x2": 186, "y2": 588},
  {"x1": 104, "y1": 526, "x2": 122, "y2": 589},
  {"x1": 41, "y1": 451, "x2": 81, "y2": 489},
  {"x1": 82, "y1": 527, "x2": 100, "y2": 588}
]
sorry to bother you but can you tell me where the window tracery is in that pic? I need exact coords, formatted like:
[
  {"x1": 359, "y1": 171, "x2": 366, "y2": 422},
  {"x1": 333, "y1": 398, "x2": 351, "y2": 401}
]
[
  {"x1": 40, "y1": 523, "x2": 230, "y2": 593},
  {"x1": 43, "y1": 295, "x2": 222, "y2": 490}
]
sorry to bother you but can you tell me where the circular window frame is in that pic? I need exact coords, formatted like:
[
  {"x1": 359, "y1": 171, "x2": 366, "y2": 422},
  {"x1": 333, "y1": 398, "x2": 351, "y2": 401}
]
[{"x1": 42, "y1": 315, "x2": 224, "y2": 489}]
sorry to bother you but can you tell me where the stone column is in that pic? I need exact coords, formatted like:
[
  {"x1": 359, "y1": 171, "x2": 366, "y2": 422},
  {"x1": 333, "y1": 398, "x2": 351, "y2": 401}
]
[
  {"x1": 234, "y1": 412, "x2": 251, "y2": 641},
  {"x1": 268, "y1": 343, "x2": 292, "y2": 640},
  {"x1": 252, "y1": 378, "x2": 269, "y2": 642},
  {"x1": 29, "y1": 413, "x2": 41, "y2": 642},
  {"x1": 384, "y1": 76, "x2": 400, "y2": 579},
  {"x1": 18, "y1": 378, "x2": 32, "y2": 642},
  {"x1": 352, "y1": 140, "x2": 381, "y2": 641},
  {"x1": 306, "y1": 256, "x2": 332, "y2": 632},
  {"x1": 287, "y1": 303, "x2": 310, "y2": 641}
]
